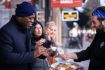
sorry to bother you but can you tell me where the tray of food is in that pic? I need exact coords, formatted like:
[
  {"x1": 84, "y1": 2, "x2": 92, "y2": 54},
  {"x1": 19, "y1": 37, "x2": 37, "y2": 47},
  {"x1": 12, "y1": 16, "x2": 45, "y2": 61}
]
[{"x1": 50, "y1": 60, "x2": 84, "y2": 70}]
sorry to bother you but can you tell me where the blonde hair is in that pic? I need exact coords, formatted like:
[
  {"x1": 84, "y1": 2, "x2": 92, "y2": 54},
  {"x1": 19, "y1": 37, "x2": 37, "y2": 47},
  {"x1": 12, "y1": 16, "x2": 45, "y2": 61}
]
[
  {"x1": 45, "y1": 21, "x2": 56, "y2": 29},
  {"x1": 45, "y1": 21, "x2": 57, "y2": 41}
]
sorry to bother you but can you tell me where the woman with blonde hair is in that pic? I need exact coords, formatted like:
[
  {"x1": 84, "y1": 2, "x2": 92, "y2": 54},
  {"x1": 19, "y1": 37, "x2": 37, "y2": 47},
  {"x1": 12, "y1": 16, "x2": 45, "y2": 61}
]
[
  {"x1": 45, "y1": 21, "x2": 58, "y2": 64},
  {"x1": 45, "y1": 21, "x2": 57, "y2": 43}
]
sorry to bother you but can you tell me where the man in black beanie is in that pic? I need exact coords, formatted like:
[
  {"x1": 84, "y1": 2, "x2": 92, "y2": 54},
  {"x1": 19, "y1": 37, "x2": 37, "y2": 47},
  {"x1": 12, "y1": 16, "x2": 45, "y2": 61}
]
[{"x1": 0, "y1": 1, "x2": 49, "y2": 70}]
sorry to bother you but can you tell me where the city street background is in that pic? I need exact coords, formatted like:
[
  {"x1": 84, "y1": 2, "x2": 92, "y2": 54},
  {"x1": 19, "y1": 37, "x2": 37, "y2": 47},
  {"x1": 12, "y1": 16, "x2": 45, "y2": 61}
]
[{"x1": 0, "y1": 0, "x2": 105, "y2": 70}]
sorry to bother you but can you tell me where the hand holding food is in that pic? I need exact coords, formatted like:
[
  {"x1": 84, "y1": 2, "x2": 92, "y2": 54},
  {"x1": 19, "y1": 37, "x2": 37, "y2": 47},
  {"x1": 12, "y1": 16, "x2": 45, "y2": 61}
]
[
  {"x1": 36, "y1": 38, "x2": 46, "y2": 46},
  {"x1": 59, "y1": 53, "x2": 70, "y2": 60},
  {"x1": 59, "y1": 53, "x2": 78, "y2": 60},
  {"x1": 34, "y1": 46, "x2": 48, "y2": 58}
]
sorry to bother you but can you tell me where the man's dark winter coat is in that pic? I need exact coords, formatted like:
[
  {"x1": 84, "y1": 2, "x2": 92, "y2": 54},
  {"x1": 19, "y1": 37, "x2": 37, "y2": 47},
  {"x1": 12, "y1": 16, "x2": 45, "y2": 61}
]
[{"x1": 0, "y1": 16, "x2": 35, "y2": 70}]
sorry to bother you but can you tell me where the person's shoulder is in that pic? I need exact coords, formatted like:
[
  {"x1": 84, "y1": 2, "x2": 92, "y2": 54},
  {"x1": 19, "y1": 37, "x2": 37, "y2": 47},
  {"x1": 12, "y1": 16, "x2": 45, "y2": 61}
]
[
  {"x1": 1, "y1": 22, "x2": 14, "y2": 31},
  {"x1": 0, "y1": 20, "x2": 18, "y2": 35}
]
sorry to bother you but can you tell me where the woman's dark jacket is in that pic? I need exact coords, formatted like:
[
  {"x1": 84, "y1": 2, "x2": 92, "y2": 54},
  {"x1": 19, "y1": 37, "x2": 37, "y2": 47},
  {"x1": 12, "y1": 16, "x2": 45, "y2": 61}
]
[
  {"x1": 31, "y1": 31, "x2": 52, "y2": 70},
  {"x1": 75, "y1": 30, "x2": 105, "y2": 70},
  {"x1": 0, "y1": 16, "x2": 36, "y2": 70}
]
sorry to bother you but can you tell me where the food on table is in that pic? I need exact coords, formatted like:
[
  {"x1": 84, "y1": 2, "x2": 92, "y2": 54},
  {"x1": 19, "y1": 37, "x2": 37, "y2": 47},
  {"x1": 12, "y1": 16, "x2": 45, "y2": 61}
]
[{"x1": 55, "y1": 63, "x2": 71, "y2": 70}]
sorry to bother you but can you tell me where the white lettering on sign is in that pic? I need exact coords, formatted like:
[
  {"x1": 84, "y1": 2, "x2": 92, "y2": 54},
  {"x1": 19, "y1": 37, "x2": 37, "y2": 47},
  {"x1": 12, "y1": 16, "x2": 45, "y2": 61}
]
[{"x1": 60, "y1": 0, "x2": 73, "y2": 4}]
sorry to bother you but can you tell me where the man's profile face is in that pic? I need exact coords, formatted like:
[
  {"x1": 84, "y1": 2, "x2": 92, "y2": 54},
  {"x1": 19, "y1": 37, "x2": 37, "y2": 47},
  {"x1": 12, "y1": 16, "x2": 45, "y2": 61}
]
[
  {"x1": 17, "y1": 13, "x2": 35, "y2": 28},
  {"x1": 91, "y1": 16, "x2": 102, "y2": 29}
]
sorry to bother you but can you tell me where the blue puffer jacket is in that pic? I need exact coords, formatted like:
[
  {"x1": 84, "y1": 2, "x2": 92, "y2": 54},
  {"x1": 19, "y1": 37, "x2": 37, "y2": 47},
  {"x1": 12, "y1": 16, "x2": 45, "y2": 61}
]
[{"x1": 0, "y1": 16, "x2": 35, "y2": 70}]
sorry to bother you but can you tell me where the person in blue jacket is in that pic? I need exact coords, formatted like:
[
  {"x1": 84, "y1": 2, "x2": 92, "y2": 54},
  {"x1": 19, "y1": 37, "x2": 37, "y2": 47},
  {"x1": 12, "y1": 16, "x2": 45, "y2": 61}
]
[
  {"x1": 0, "y1": 2, "x2": 49, "y2": 70},
  {"x1": 60, "y1": 6, "x2": 105, "y2": 70}
]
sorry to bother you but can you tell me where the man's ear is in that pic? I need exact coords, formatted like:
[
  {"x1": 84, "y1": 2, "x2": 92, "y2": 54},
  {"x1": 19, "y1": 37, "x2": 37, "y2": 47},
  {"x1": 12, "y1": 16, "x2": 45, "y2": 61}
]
[{"x1": 102, "y1": 20, "x2": 105, "y2": 25}]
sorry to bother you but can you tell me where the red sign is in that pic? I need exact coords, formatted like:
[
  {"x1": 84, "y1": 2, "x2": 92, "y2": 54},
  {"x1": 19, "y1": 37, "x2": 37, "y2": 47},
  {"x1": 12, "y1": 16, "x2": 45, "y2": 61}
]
[
  {"x1": 4, "y1": 1, "x2": 11, "y2": 9},
  {"x1": 51, "y1": 0, "x2": 82, "y2": 8}
]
